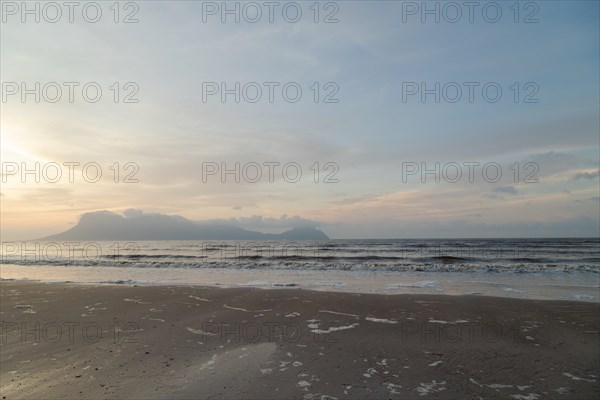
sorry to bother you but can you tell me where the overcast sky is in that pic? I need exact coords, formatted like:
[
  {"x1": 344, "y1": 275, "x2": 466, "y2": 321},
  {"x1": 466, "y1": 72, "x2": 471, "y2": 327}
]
[{"x1": 1, "y1": 0, "x2": 599, "y2": 239}]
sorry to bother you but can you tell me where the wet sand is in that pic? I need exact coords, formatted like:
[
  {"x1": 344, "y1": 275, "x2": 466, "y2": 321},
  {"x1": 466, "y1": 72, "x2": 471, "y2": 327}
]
[{"x1": 1, "y1": 281, "x2": 598, "y2": 399}]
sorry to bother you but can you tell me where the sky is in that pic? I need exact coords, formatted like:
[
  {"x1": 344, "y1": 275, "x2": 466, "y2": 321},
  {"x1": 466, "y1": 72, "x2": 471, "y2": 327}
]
[{"x1": 1, "y1": 0, "x2": 599, "y2": 240}]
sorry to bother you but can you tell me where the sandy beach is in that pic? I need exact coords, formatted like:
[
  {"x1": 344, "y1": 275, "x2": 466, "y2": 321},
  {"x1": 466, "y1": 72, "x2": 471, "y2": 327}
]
[{"x1": 1, "y1": 281, "x2": 598, "y2": 399}]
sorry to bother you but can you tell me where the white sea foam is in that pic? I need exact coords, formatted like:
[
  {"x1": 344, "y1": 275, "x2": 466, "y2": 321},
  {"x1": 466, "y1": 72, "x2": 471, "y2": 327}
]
[
  {"x1": 309, "y1": 323, "x2": 359, "y2": 334},
  {"x1": 285, "y1": 312, "x2": 300, "y2": 318},
  {"x1": 319, "y1": 310, "x2": 359, "y2": 318},
  {"x1": 189, "y1": 295, "x2": 211, "y2": 302},
  {"x1": 417, "y1": 380, "x2": 446, "y2": 396},
  {"x1": 428, "y1": 319, "x2": 469, "y2": 324},
  {"x1": 386, "y1": 280, "x2": 442, "y2": 290},
  {"x1": 570, "y1": 294, "x2": 597, "y2": 301},
  {"x1": 186, "y1": 327, "x2": 217, "y2": 336},
  {"x1": 365, "y1": 317, "x2": 398, "y2": 324},
  {"x1": 124, "y1": 298, "x2": 151, "y2": 304},
  {"x1": 510, "y1": 394, "x2": 540, "y2": 400},
  {"x1": 562, "y1": 372, "x2": 596, "y2": 382},
  {"x1": 223, "y1": 304, "x2": 272, "y2": 313}
]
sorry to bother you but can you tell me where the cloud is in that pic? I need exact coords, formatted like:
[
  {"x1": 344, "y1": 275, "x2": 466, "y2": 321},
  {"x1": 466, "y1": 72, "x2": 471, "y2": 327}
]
[
  {"x1": 238, "y1": 215, "x2": 321, "y2": 229},
  {"x1": 528, "y1": 152, "x2": 583, "y2": 178},
  {"x1": 491, "y1": 186, "x2": 519, "y2": 195},
  {"x1": 333, "y1": 194, "x2": 381, "y2": 206},
  {"x1": 123, "y1": 209, "x2": 146, "y2": 218},
  {"x1": 325, "y1": 216, "x2": 600, "y2": 239},
  {"x1": 485, "y1": 185, "x2": 519, "y2": 199},
  {"x1": 572, "y1": 169, "x2": 600, "y2": 181},
  {"x1": 102, "y1": 210, "x2": 323, "y2": 231},
  {"x1": 201, "y1": 214, "x2": 322, "y2": 230}
]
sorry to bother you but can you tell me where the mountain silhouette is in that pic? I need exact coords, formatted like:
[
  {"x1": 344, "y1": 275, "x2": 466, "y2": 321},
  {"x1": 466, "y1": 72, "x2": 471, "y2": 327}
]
[{"x1": 40, "y1": 210, "x2": 329, "y2": 241}]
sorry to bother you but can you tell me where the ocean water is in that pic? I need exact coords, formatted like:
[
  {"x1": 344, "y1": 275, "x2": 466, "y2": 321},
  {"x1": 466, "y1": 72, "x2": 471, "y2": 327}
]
[{"x1": 1, "y1": 238, "x2": 599, "y2": 301}]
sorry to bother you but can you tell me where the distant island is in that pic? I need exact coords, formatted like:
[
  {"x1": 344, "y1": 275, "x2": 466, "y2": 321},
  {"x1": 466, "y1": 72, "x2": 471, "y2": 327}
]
[{"x1": 40, "y1": 210, "x2": 329, "y2": 241}]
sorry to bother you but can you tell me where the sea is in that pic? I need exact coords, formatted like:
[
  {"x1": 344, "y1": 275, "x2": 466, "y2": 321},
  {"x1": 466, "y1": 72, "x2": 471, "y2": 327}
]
[{"x1": 1, "y1": 238, "x2": 599, "y2": 302}]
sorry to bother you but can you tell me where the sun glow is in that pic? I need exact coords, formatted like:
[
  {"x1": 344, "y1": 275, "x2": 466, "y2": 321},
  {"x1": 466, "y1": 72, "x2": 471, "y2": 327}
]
[{"x1": 1, "y1": 124, "x2": 48, "y2": 163}]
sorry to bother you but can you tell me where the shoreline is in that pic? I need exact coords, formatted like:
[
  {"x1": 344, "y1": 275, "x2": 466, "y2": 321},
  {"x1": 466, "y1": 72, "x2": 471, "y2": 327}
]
[
  {"x1": 1, "y1": 281, "x2": 599, "y2": 399},
  {"x1": 2, "y1": 276, "x2": 600, "y2": 304},
  {"x1": 2, "y1": 264, "x2": 599, "y2": 303}
]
